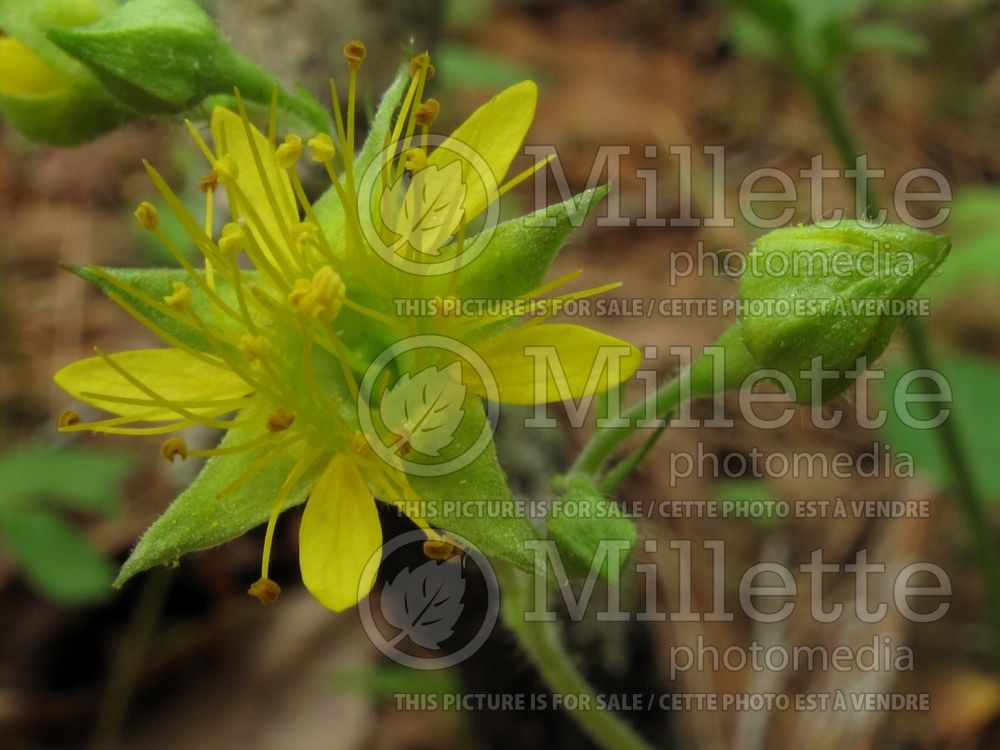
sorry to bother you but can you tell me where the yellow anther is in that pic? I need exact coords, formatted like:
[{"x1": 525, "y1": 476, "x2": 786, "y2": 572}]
[
  {"x1": 248, "y1": 577, "x2": 281, "y2": 605},
  {"x1": 218, "y1": 222, "x2": 245, "y2": 257},
  {"x1": 134, "y1": 202, "x2": 159, "y2": 232},
  {"x1": 214, "y1": 154, "x2": 240, "y2": 181},
  {"x1": 287, "y1": 265, "x2": 345, "y2": 322},
  {"x1": 240, "y1": 333, "x2": 270, "y2": 362},
  {"x1": 424, "y1": 536, "x2": 464, "y2": 561},
  {"x1": 409, "y1": 52, "x2": 431, "y2": 78},
  {"x1": 344, "y1": 40, "x2": 367, "y2": 70},
  {"x1": 58, "y1": 409, "x2": 81, "y2": 429},
  {"x1": 403, "y1": 147, "x2": 428, "y2": 172},
  {"x1": 164, "y1": 281, "x2": 192, "y2": 311},
  {"x1": 308, "y1": 133, "x2": 336, "y2": 163},
  {"x1": 198, "y1": 170, "x2": 219, "y2": 193},
  {"x1": 275, "y1": 134, "x2": 302, "y2": 169},
  {"x1": 414, "y1": 99, "x2": 440, "y2": 127},
  {"x1": 290, "y1": 221, "x2": 318, "y2": 246},
  {"x1": 425, "y1": 64, "x2": 436, "y2": 81},
  {"x1": 161, "y1": 438, "x2": 188, "y2": 463},
  {"x1": 266, "y1": 408, "x2": 296, "y2": 433}
]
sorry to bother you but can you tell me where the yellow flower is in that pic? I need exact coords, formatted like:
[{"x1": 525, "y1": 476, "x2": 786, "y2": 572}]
[{"x1": 54, "y1": 45, "x2": 640, "y2": 612}]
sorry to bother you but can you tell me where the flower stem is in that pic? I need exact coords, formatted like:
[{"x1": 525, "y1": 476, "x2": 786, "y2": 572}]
[{"x1": 498, "y1": 565, "x2": 654, "y2": 750}]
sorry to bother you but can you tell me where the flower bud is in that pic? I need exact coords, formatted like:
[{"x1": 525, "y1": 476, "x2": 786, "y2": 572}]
[
  {"x1": 0, "y1": 0, "x2": 135, "y2": 144},
  {"x1": 738, "y1": 221, "x2": 949, "y2": 403}
]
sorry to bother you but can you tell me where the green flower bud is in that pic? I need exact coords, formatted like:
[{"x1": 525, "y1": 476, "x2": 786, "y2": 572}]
[
  {"x1": 47, "y1": 0, "x2": 326, "y2": 128},
  {"x1": 547, "y1": 474, "x2": 636, "y2": 583},
  {"x1": 0, "y1": 0, "x2": 135, "y2": 144},
  {"x1": 738, "y1": 221, "x2": 950, "y2": 403}
]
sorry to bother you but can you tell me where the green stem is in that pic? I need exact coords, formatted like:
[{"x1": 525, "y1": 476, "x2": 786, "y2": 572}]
[
  {"x1": 904, "y1": 319, "x2": 1000, "y2": 657},
  {"x1": 498, "y1": 565, "x2": 653, "y2": 750}
]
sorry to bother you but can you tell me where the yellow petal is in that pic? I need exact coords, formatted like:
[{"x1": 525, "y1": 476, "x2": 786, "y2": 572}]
[
  {"x1": 211, "y1": 107, "x2": 298, "y2": 262},
  {"x1": 471, "y1": 324, "x2": 642, "y2": 405},
  {"x1": 0, "y1": 38, "x2": 70, "y2": 98},
  {"x1": 299, "y1": 454, "x2": 382, "y2": 612},
  {"x1": 425, "y1": 80, "x2": 537, "y2": 222},
  {"x1": 54, "y1": 349, "x2": 252, "y2": 420}
]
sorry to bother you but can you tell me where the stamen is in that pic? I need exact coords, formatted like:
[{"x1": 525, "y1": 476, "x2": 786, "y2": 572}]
[
  {"x1": 218, "y1": 222, "x2": 245, "y2": 258},
  {"x1": 58, "y1": 409, "x2": 81, "y2": 428},
  {"x1": 258, "y1": 448, "x2": 324, "y2": 580},
  {"x1": 343, "y1": 40, "x2": 367, "y2": 71},
  {"x1": 275, "y1": 134, "x2": 302, "y2": 169},
  {"x1": 267, "y1": 408, "x2": 295, "y2": 432},
  {"x1": 161, "y1": 437, "x2": 189, "y2": 462},
  {"x1": 134, "y1": 202, "x2": 159, "y2": 232},
  {"x1": 409, "y1": 52, "x2": 431, "y2": 79},
  {"x1": 248, "y1": 577, "x2": 281, "y2": 606},
  {"x1": 308, "y1": 133, "x2": 335, "y2": 162},
  {"x1": 164, "y1": 281, "x2": 192, "y2": 311},
  {"x1": 403, "y1": 148, "x2": 428, "y2": 172},
  {"x1": 414, "y1": 99, "x2": 440, "y2": 128},
  {"x1": 424, "y1": 536, "x2": 464, "y2": 561},
  {"x1": 198, "y1": 171, "x2": 219, "y2": 193},
  {"x1": 288, "y1": 266, "x2": 345, "y2": 322},
  {"x1": 240, "y1": 334, "x2": 270, "y2": 362}
]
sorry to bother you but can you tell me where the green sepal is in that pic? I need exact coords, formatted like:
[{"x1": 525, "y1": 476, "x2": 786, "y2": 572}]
[
  {"x1": 449, "y1": 184, "x2": 609, "y2": 300},
  {"x1": 408, "y1": 396, "x2": 544, "y2": 576},
  {"x1": 547, "y1": 474, "x2": 635, "y2": 582},
  {"x1": 114, "y1": 403, "x2": 320, "y2": 587}
]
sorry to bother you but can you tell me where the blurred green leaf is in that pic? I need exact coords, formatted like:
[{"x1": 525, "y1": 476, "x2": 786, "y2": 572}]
[
  {"x1": 880, "y1": 356, "x2": 1000, "y2": 500},
  {"x1": 435, "y1": 43, "x2": 539, "y2": 90},
  {"x1": 0, "y1": 507, "x2": 115, "y2": 603},
  {"x1": 923, "y1": 188, "x2": 1000, "y2": 299},
  {"x1": 851, "y1": 22, "x2": 927, "y2": 54},
  {"x1": 0, "y1": 443, "x2": 131, "y2": 516}
]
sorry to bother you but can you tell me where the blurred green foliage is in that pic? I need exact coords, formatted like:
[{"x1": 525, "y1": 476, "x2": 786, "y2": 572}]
[{"x1": 0, "y1": 444, "x2": 133, "y2": 603}]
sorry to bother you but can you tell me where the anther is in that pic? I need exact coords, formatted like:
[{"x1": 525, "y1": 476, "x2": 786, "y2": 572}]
[
  {"x1": 214, "y1": 154, "x2": 240, "y2": 181},
  {"x1": 350, "y1": 430, "x2": 372, "y2": 457},
  {"x1": 424, "y1": 536, "x2": 463, "y2": 561},
  {"x1": 308, "y1": 133, "x2": 336, "y2": 163},
  {"x1": 134, "y1": 202, "x2": 159, "y2": 232},
  {"x1": 266, "y1": 408, "x2": 295, "y2": 433},
  {"x1": 414, "y1": 99, "x2": 440, "y2": 127},
  {"x1": 275, "y1": 134, "x2": 302, "y2": 169},
  {"x1": 248, "y1": 577, "x2": 281, "y2": 605},
  {"x1": 344, "y1": 40, "x2": 367, "y2": 70},
  {"x1": 409, "y1": 52, "x2": 431, "y2": 78},
  {"x1": 240, "y1": 334, "x2": 270, "y2": 362},
  {"x1": 290, "y1": 221, "x2": 318, "y2": 246},
  {"x1": 403, "y1": 148, "x2": 428, "y2": 172},
  {"x1": 288, "y1": 265, "x2": 345, "y2": 322},
  {"x1": 58, "y1": 409, "x2": 81, "y2": 429},
  {"x1": 218, "y1": 222, "x2": 245, "y2": 257},
  {"x1": 161, "y1": 438, "x2": 188, "y2": 463},
  {"x1": 164, "y1": 281, "x2": 192, "y2": 311},
  {"x1": 198, "y1": 170, "x2": 219, "y2": 193}
]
